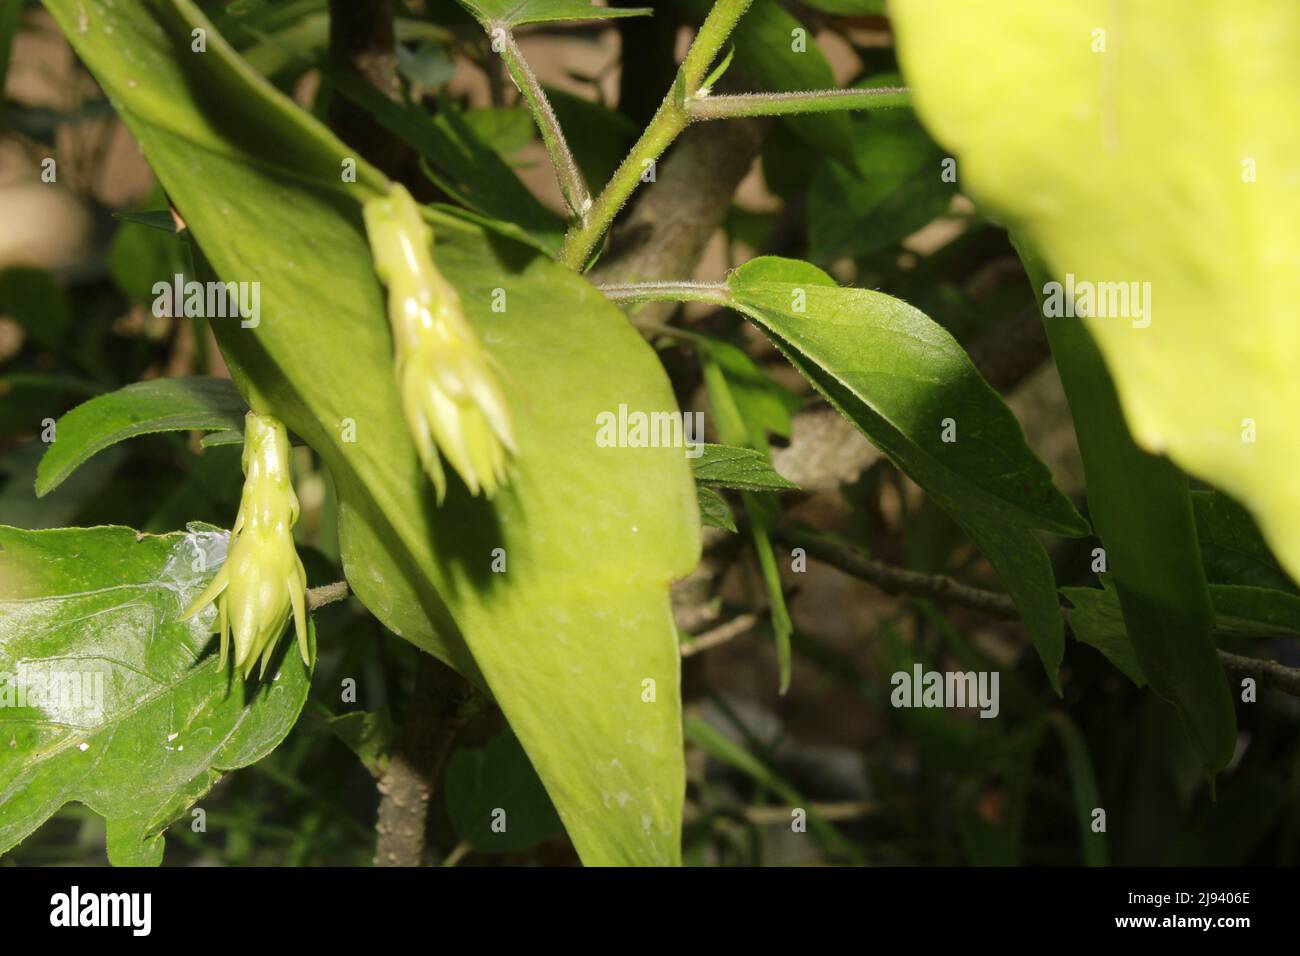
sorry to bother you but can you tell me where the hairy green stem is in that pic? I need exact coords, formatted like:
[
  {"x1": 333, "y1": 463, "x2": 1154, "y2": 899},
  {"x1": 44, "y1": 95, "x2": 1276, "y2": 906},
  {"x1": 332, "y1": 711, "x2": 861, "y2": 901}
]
[
  {"x1": 561, "y1": 0, "x2": 755, "y2": 269},
  {"x1": 678, "y1": 0, "x2": 755, "y2": 90},
  {"x1": 596, "y1": 280, "x2": 731, "y2": 305},
  {"x1": 492, "y1": 23, "x2": 590, "y2": 220},
  {"x1": 688, "y1": 86, "x2": 910, "y2": 120}
]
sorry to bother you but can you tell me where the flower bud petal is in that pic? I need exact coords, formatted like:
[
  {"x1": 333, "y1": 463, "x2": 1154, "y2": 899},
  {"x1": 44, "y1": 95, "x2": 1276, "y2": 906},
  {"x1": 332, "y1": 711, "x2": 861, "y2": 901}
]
[
  {"x1": 184, "y1": 411, "x2": 310, "y2": 679},
  {"x1": 364, "y1": 184, "x2": 516, "y2": 503}
]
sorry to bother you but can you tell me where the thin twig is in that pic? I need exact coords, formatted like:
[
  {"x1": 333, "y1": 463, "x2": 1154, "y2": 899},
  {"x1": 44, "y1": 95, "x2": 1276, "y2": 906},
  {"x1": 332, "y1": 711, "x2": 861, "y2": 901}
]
[
  {"x1": 778, "y1": 523, "x2": 1019, "y2": 619},
  {"x1": 1218, "y1": 650, "x2": 1300, "y2": 697},
  {"x1": 681, "y1": 611, "x2": 762, "y2": 657},
  {"x1": 683, "y1": 799, "x2": 878, "y2": 824},
  {"x1": 771, "y1": 521, "x2": 1300, "y2": 699}
]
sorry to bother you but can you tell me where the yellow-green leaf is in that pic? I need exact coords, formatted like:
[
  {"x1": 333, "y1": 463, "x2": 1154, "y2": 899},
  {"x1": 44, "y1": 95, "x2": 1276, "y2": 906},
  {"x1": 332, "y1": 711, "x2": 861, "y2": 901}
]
[
  {"x1": 892, "y1": 0, "x2": 1300, "y2": 584},
  {"x1": 45, "y1": 0, "x2": 699, "y2": 866}
]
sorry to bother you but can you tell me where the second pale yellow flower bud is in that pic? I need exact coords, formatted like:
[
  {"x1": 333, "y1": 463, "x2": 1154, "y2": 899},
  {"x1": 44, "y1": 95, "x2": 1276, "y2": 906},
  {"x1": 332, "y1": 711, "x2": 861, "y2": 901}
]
[{"x1": 363, "y1": 185, "x2": 516, "y2": 502}]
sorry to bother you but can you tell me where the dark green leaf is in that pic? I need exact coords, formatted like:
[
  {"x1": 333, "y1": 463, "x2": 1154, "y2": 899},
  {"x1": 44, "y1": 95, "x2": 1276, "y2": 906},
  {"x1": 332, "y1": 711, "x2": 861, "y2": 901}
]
[
  {"x1": 1063, "y1": 581, "x2": 1147, "y2": 687},
  {"x1": 697, "y1": 485, "x2": 737, "y2": 532},
  {"x1": 698, "y1": 336, "x2": 800, "y2": 450},
  {"x1": 35, "y1": 377, "x2": 249, "y2": 497},
  {"x1": 321, "y1": 710, "x2": 392, "y2": 777},
  {"x1": 45, "y1": 0, "x2": 699, "y2": 865},
  {"x1": 461, "y1": 105, "x2": 535, "y2": 158},
  {"x1": 0, "y1": 524, "x2": 313, "y2": 865},
  {"x1": 728, "y1": 255, "x2": 1087, "y2": 689},
  {"x1": 1069, "y1": 578, "x2": 1300, "y2": 676},
  {"x1": 693, "y1": 443, "x2": 797, "y2": 492},
  {"x1": 699, "y1": 0, "x2": 856, "y2": 168},
  {"x1": 546, "y1": 87, "x2": 637, "y2": 189},
  {"x1": 1193, "y1": 490, "x2": 1298, "y2": 593},
  {"x1": 1018, "y1": 238, "x2": 1235, "y2": 771},
  {"x1": 809, "y1": 102, "x2": 954, "y2": 263},
  {"x1": 1207, "y1": 584, "x2": 1300, "y2": 638},
  {"x1": 322, "y1": 69, "x2": 564, "y2": 255},
  {"x1": 444, "y1": 732, "x2": 564, "y2": 852},
  {"x1": 109, "y1": 219, "x2": 188, "y2": 304}
]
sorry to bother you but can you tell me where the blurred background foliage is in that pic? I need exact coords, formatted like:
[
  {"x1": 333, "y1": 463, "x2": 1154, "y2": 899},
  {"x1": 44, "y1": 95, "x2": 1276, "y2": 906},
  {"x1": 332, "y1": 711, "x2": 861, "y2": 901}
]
[{"x1": 1, "y1": 0, "x2": 1298, "y2": 866}]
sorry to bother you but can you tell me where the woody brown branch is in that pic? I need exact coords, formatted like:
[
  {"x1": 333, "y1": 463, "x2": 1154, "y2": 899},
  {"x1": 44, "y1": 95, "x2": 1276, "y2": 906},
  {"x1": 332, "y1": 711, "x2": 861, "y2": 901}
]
[
  {"x1": 774, "y1": 521, "x2": 1300, "y2": 699},
  {"x1": 374, "y1": 654, "x2": 476, "y2": 866}
]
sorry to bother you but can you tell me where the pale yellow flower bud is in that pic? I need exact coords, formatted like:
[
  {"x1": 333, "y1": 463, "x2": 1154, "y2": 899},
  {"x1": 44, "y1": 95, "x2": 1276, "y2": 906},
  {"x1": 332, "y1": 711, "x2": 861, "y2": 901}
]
[
  {"x1": 363, "y1": 184, "x2": 516, "y2": 502},
  {"x1": 184, "y1": 411, "x2": 309, "y2": 680}
]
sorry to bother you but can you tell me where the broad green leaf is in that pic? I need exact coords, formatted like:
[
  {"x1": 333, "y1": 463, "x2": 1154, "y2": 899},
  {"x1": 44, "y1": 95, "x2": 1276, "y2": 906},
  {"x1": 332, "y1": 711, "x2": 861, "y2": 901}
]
[
  {"x1": 891, "y1": 0, "x2": 1300, "y2": 587},
  {"x1": 693, "y1": 443, "x2": 797, "y2": 492},
  {"x1": 1017, "y1": 239, "x2": 1235, "y2": 771},
  {"x1": 319, "y1": 709, "x2": 392, "y2": 777},
  {"x1": 1062, "y1": 581, "x2": 1147, "y2": 687},
  {"x1": 1068, "y1": 578, "x2": 1300, "y2": 678},
  {"x1": 727, "y1": 256, "x2": 1087, "y2": 689},
  {"x1": 35, "y1": 377, "x2": 249, "y2": 497},
  {"x1": 1206, "y1": 585, "x2": 1300, "y2": 638},
  {"x1": 696, "y1": 485, "x2": 737, "y2": 532},
  {"x1": 323, "y1": 68, "x2": 564, "y2": 256},
  {"x1": 546, "y1": 87, "x2": 637, "y2": 190},
  {"x1": 808, "y1": 93, "x2": 955, "y2": 263},
  {"x1": 46, "y1": 0, "x2": 699, "y2": 865},
  {"x1": 456, "y1": 0, "x2": 651, "y2": 27},
  {"x1": 444, "y1": 731, "x2": 564, "y2": 853},
  {"x1": 0, "y1": 524, "x2": 313, "y2": 864},
  {"x1": 1193, "y1": 490, "x2": 1298, "y2": 593},
  {"x1": 698, "y1": 336, "x2": 800, "y2": 448},
  {"x1": 461, "y1": 106, "x2": 535, "y2": 159}
]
